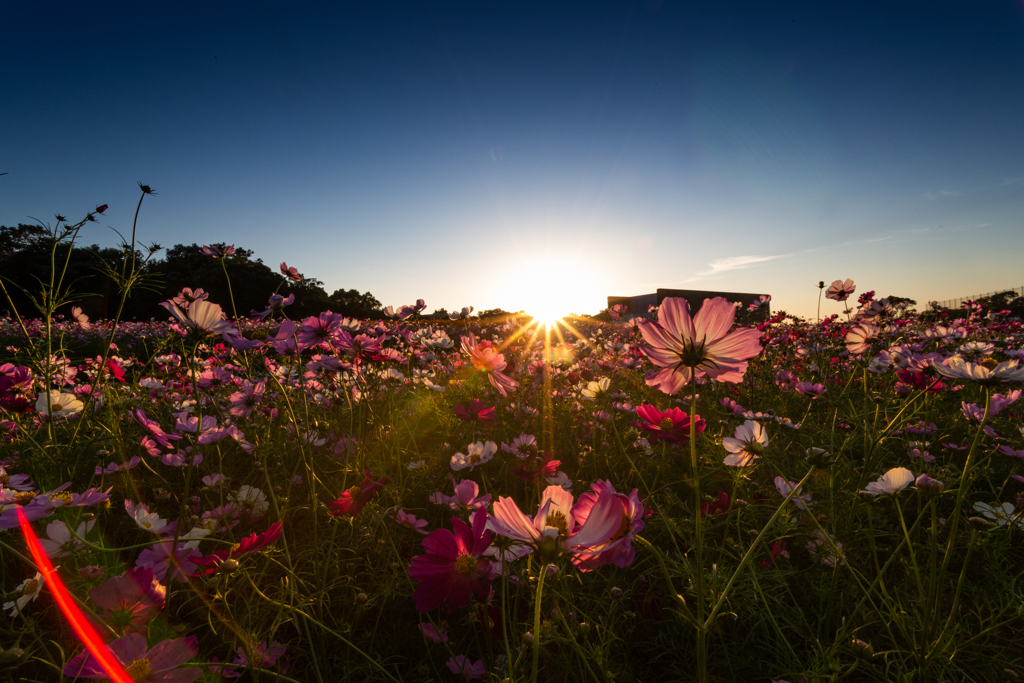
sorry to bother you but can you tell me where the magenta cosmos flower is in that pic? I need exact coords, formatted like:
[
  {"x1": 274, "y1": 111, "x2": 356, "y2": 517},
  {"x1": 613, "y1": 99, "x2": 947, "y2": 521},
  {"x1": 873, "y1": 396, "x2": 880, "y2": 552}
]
[
  {"x1": 632, "y1": 405, "x2": 705, "y2": 444},
  {"x1": 90, "y1": 567, "x2": 166, "y2": 634},
  {"x1": 639, "y1": 297, "x2": 762, "y2": 394},
  {"x1": 63, "y1": 633, "x2": 200, "y2": 682},
  {"x1": 408, "y1": 512, "x2": 495, "y2": 612},
  {"x1": 327, "y1": 469, "x2": 388, "y2": 517}
]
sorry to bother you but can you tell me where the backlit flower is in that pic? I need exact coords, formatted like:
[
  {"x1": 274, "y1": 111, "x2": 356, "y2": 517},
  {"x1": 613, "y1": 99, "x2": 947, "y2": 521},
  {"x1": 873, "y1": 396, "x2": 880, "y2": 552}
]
[
  {"x1": 722, "y1": 420, "x2": 767, "y2": 467},
  {"x1": 861, "y1": 467, "x2": 914, "y2": 496},
  {"x1": 825, "y1": 279, "x2": 856, "y2": 301},
  {"x1": 327, "y1": 470, "x2": 387, "y2": 517},
  {"x1": 63, "y1": 633, "x2": 200, "y2": 682},
  {"x1": 35, "y1": 390, "x2": 84, "y2": 418},
  {"x1": 632, "y1": 405, "x2": 705, "y2": 444},
  {"x1": 408, "y1": 512, "x2": 495, "y2": 612},
  {"x1": 639, "y1": 297, "x2": 762, "y2": 394}
]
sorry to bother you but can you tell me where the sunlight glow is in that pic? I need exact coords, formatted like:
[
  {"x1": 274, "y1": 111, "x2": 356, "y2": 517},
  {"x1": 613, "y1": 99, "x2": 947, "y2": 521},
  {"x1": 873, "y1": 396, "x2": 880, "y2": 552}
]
[{"x1": 493, "y1": 255, "x2": 602, "y2": 325}]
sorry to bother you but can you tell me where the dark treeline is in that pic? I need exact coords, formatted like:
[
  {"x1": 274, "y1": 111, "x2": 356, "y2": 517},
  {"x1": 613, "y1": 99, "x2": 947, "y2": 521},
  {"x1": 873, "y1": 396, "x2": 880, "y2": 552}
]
[{"x1": 0, "y1": 223, "x2": 384, "y2": 321}]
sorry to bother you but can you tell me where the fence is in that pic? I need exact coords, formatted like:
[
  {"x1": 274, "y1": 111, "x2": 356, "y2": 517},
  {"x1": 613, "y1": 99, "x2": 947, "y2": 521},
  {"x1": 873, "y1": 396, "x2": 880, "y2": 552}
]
[{"x1": 933, "y1": 286, "x2": 1024, "y2": 310}]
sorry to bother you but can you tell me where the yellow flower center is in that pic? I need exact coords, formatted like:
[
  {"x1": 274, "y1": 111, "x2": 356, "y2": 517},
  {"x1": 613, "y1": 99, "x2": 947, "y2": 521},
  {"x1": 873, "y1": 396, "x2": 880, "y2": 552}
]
[
  {"x1": 347, "y1": 485, "x2": 363, "y2": 499},
  {"x1": 547, "y1": 511, "x2": 569, "y2": 538},
  {"x1": 0, "y1": 474, "x2": 9, "y2": 485},
  {"x1": 22, "y1": 578, "x2": 39, "y2": 596},
  {"x1": 469, "y1": 453, "x2": 481, "y2": 464},
  {"x1": 659, "y1": 417, "x2": 675, "y2": 431},
  {"x1": 230, "y1": 543, "x2": 241, "y2": 552},
  {"x1": 124, "y1": 657, "x2": 151, "y2": 681},
  {"x1": 980, "y1": 357, "x2": 999, "y2": 370},
  {"x1": 49, "y1": 492, "x2": 73, "y2": 505},
  {"x1": 455, "y1": 554, "x2": 476, "y2": 576},
  {"x1": 14, "y1": 491, "x2": 35, "y2": 502},
  {"x1": 610, "y1": 513, "x2": 631, "y2": 541}
]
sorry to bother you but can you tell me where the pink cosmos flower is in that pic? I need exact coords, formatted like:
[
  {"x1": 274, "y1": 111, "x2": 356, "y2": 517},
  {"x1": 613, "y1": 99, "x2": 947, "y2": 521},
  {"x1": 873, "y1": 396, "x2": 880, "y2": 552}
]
[
  {"x1": 447, "y1": 656, "x2": 486, "y2": 680},
  {"x1": 570, "y1": 481, "x2": 644, "y2": 571},
  {"x1": 408, "y1": 513, "x2": 496, "y2": 612},
  {"x1": 418, "y1": 622, "x2": 448, "y2": 643},
  {"x1": 395, "y1": 509, "x2": 429, "y2": 534},
  {"x1": 170, "y1": 288, "x2": 209, "y2": 308},
  {"x1": 454, "y1": 399, "x2": 495, "y2": 423},
  {"x1": 431, "y1": 479, "x2": 492, "y2": 511},
  {"x1": 638, "y1": 297, "x2": 762, "y2": 394},
  {"x1": 460, "y1": 332, "x2": 519, "y2": 396},
  {"x1": 200, "y1": 244, "x2": 235, "y2": 258},
  {"x1": 327, "y1": 469, "x2": 388, "y2": 517},
  {"x1": 846, "y1": 322, "x2": 879, "y2": 355},
  {"x1": 794, "y1": 382, "x2": 826, "y2": 397},
  {"x1": 70, "y1": 306, "x2": 91, "y2": 330},
  {"x1": 488, "y1": 485, "x2": 625, "y2": 562},
  {"x1": 826, "y1": 279, "x2": 856, "y2": 301},
  {"x1": 280, "y1": 262, "x2": 302, "y2": 282},
  {"x1": 774, "y1": 477, "x2": 813, "y2": 512},
  {"x1": 90, "y1": 567, "x2": 166, "y2": 634},
  {"x1": 632, "y1": 405, "x2": 705, "y2": 444},
  {"x1": 63, "y1": 633, "x2": 200, "y2": 682}
]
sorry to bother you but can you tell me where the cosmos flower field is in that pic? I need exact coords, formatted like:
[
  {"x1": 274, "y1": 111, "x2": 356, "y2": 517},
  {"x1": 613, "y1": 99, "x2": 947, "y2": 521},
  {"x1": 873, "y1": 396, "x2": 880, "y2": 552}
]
[{"x1": 2, "y1": 249, "x2": 1024, "y2": 682}]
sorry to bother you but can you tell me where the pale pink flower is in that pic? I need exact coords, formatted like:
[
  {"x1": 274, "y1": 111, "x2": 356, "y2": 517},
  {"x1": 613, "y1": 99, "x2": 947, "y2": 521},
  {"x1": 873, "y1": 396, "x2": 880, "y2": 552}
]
[
  {"x1": 861, "y1": 467, "x2": 914, "y2": 496},
  {"x1": 846, "y1": 322, "x2": 879, "y2": 355},
  {"x1": 488, "y1": 485, "x2": 625, "y2": 561},
  {"x1": 450, "y1": 441, "x2": 498, "y2": 471},
  {"x1": 70, "y1": 306, "x2": 91, "y2": 330},
  {"x1": 159, "y1": 299, "x2": 236, "y2": 337},
  {"x1": 722, "y1": 420, "x2": 768, "y2": 467},
  {"x1": 280, "y1": 262, "x2": 302, "y2": 282},
  {"x1": 826, "y1": 278, "x2": 856, "y2": 302},
  {"x1": 395, "y1": 509, "x2": 429, "y2": 535},
  {"x1": 638, "y1": 297, "x2": 762, "y2": 394}
]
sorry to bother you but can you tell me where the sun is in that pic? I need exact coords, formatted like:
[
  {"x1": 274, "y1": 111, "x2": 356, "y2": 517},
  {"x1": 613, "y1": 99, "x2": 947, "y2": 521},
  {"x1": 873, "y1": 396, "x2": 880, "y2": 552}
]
[{"x1": 493, "y1": 255, "x2": 601, "y2": 324}]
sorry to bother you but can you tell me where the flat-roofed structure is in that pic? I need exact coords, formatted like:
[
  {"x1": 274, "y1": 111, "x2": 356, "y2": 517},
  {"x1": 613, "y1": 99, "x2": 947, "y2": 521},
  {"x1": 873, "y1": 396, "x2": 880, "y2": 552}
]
[{"x1": 608, "y1": 288, "x2": 771, "y2": 324}]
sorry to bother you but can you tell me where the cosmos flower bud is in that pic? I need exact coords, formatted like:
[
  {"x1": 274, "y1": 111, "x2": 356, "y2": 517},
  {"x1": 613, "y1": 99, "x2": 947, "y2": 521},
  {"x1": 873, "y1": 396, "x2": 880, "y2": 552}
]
[
  {"x1": 610, "y1": 587, "x2": 623, "y2": 598},
  {"x1": 0, "y1": 648, "x2": 25, "y2": 665},
  {"x1": 968, "y1": 516, "x2": 995, "y2": 530},
  {"x1": 914, "y1": 473, "x2": 944, "y2": 496},
  {"x1": 851, "y1": 639, "x2": 874, "y2": 658},
  {"x1": 356, "y1": 593, "x2": 369, "y2": 604},
  {"x1": 217, "y1": 559, "x2": 240, "y2": 575},
  {"x1": 95, "y1": 204, "x2": 108, "y2": 214}
]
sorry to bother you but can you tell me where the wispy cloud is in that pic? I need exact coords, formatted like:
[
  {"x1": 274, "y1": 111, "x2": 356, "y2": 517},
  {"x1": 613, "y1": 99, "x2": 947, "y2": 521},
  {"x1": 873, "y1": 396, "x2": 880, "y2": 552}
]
[
  {"x1": 1002, "y1": 176, "x2": 1024, "y2": 186},
  {"x1": 924, "y1": 189, "x2": 959, "y2": 200},
  {"x1": 675, "y1": 253, "x2": 791, "y2": 285}
]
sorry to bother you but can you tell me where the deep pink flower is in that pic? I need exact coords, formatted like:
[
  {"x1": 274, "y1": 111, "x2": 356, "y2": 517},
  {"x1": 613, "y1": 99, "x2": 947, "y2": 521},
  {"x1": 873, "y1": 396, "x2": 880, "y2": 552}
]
[
  {"x1": 408, "y1": 512, "x2": 495, "y2": 612},
  {"x1": 193, "y1": 522, "x2": 284, "y2": 575},
  {"x1": 280, "y1": 262, "x2": 302, "y2": 282},
  {"x1": 639, "y1": 297, "x2": 762, "y2": 394},
  {"x1": 63, "y1": 633, "x2": 200, "y2": 682},
  {"x1": 327, "y1": 469, "x2": 388, "y2": 517},
  {"x1": 454, "y1": 399, "x2": 495, "y2": 423},
  {"x1": 700, "y1": 492, "x2": 730, "y2": 518},
  {"x1": 632, "y1": 405, "x2": 705, "y2": 444},
  {"x1": 571, "y1": 481, "x2": 645, "y2": 571}
]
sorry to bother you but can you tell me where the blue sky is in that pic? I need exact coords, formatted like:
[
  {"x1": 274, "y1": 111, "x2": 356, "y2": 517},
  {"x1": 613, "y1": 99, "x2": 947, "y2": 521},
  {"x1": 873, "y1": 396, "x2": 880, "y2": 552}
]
[{"x1": 3, "y1": 1, "x2": 1023, "y2": 319}]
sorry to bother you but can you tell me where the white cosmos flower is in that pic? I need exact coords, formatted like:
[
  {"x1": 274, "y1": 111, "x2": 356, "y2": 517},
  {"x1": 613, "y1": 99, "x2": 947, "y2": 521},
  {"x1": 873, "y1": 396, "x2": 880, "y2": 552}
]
[
  {"x1": 932, "y1": 356, "x2": 1024, "y2": 385},
  {"x1": 35, "y1": 391, "x2": 84, "y2": 418},
  {"x1": 450, "y1": 441, "x2": 497, "y2": 471},
  {"x1": 972, "y1": 501, "x2": 1024, "y2": 528},
  {"x1": 722, "y1": 420, "x2": 768, "y2": 467},
  {"x1": 861, "y1": 467, "x2": 915, "y2": 496},
  {"x1": 580, "y1": 378, "x2": 611, "y2": 401},
  {"x1": 3, "y1": 572, "x2": 45, "y2": 618}
]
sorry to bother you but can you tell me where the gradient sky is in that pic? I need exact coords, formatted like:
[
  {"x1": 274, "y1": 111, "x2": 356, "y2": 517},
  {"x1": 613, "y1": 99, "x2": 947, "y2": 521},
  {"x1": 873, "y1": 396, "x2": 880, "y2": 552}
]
[{"x1": 3, "y1": 1, "x2": 1024, "y2": 320}]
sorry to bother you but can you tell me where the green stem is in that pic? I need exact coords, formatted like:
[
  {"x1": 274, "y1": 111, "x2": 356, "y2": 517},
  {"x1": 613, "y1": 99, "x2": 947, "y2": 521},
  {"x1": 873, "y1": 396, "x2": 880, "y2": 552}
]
[{"x1": 530, "y1": 566, "x2": 547, "y2": 683}]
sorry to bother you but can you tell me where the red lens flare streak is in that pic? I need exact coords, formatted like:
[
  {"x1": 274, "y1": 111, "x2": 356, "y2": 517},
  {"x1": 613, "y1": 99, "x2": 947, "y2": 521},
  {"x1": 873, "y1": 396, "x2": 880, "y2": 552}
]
[{"x1": 16, "y1": 507, "x2": 133, "y2": 683}]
